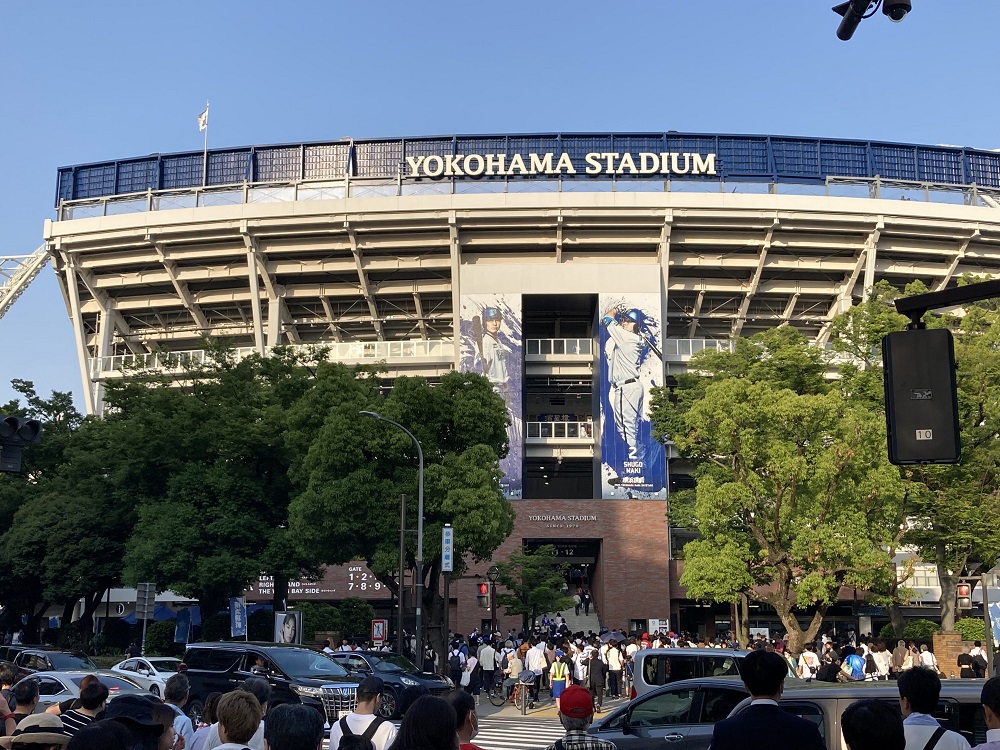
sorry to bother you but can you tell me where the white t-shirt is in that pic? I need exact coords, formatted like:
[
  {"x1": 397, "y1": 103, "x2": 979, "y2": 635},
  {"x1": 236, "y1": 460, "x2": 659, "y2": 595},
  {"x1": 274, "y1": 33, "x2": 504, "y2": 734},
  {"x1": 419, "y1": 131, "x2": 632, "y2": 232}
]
[
  {"x1": 903, "y1": 721, "x2": 970, "y2": 750},
  {"x1": 201, "y1": 720, "x2": 265, "y2": 750},
  {"x1": 919, "y1": 650, "x2": 938, "y2": 669},
  {"x1": 328, "y1": 713, "x2": 397, "y2": 750}
]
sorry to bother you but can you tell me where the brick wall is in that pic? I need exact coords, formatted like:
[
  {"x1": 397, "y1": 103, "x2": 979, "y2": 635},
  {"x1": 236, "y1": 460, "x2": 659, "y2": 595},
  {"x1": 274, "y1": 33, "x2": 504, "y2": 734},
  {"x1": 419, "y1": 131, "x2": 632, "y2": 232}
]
[{"x1": 454, "y1": 499, "x2": 671, "y2": 636}]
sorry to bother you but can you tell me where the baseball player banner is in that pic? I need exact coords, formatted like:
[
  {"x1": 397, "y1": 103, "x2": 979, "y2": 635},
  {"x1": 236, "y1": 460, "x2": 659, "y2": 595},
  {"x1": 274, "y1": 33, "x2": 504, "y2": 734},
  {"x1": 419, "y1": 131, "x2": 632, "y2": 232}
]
[
  {"x1": 459, "y1": 294, "x2": 523, "y2": 499},
  {"x1": 598, "y1": 293, "x2": 667, "y2": 499}
]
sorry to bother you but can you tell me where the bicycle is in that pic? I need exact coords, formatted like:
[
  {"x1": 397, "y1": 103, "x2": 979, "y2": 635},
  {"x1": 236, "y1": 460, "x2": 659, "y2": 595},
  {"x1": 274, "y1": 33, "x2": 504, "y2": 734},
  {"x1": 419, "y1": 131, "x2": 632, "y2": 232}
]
[{"x1": 487, "y1": 672, "x2": 507, "y2": 707}]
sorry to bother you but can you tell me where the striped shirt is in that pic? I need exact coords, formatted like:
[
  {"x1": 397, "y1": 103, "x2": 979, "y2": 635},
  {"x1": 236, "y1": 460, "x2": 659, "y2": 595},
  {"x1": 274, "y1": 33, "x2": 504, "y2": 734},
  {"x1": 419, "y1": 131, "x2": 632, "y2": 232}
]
[{"x1": 59, "y1": 709, "x2": 96, "y2": 736}]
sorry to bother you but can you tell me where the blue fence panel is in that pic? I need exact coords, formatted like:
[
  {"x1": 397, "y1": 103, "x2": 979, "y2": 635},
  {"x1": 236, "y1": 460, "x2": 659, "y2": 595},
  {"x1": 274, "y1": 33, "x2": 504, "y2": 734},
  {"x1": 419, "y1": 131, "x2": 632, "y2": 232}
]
[
  {"x1": 117, "y1": 159, "x2": 158, "y2": 194},
  {"x1": 916, "y1": 148, "x2": 963, "y2": 185},
  {"x1": 254, "y1": 146, "x2": 301, "y2": 182},
  {"x1": 612, "y1": 135, "x2": 667, "y2": 178},
  {"x1": 303, "y1": 143, "x2": 349, "y2": 180},
  {"x1": 819, "y1": 141, "x2": 869, "y2": 178},
  {"x1": 403, "y1": 138, "x2": 455, "y2": 163},
  {"x1": 718, "y1": 136, "x2": 770, "y2": 177},
  {"x1": 162, "y1": 155, "x2": 204, "y2": 189},
  {"x1": 56, "y1": 169, "x2": 75, "y2": 203},
  {"x1": 967, "y1": 152, "x2": 1000, "y2": 188},
  {"x1": 771, "y1": 138, "x2": 821, "y2": 179},
  {"x1": 353, "y1": 140, "x2": 403, "y2": 178},
  {"x1": 665, "y1": 135, "x2": 718, "y2": 178},
  {"x1": 207, "y1": 150, "x2": 251, "y2": 186},
  {"x1": 73, "y1": 163, "x2": 116, "y2": 199},
  {"x1": 561, "y1": 135, "x2": 613, "y2": 175},
  {"x1": 454, "y1": 136, "x2": 508, "y2": 178},
  {"x1": 872, "y1": 144, "x2": 918, "y2": 181}
]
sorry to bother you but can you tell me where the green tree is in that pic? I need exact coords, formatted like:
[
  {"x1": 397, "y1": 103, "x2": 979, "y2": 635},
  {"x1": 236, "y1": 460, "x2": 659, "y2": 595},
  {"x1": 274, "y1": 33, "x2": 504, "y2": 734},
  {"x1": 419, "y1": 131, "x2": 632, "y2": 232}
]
[
  {"x1": 286, "y1": 365, "x2": 515, "y2": 665},
  {"x1": 652, "y1": 328, "x2": 906, "y2": 654},
  {"x1": 109, "y1": 348, "x2": 324, "y2": 615},
  {"x1": 494, "y1": 545, "x2": 575, "y2": 632},
  {"x1": 338, "y1": 598, "x2": 376, "y2": 640},
  {"x1": 294, "y1": 602, "x2": 342, "y2": 641}
]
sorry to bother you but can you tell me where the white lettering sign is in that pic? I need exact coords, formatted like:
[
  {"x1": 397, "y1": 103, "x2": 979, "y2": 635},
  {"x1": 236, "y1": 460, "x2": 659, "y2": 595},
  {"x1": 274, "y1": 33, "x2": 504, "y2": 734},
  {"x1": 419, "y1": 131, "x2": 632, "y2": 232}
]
[{"x1": 405, "y1": 152, "x2": 717, "y2": 178}]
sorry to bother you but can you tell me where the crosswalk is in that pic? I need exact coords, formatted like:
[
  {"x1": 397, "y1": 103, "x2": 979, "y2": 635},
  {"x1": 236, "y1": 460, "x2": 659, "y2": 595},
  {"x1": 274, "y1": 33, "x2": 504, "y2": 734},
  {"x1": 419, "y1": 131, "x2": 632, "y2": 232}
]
[{"x1": 473, "y1": 715, "x2": 567, "y2": 750}]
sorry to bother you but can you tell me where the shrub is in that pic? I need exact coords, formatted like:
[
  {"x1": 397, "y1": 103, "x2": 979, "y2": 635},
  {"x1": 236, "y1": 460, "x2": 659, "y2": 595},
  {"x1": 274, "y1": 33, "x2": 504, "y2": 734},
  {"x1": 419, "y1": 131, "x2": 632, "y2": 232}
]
[
  {"x1": 294, "y1": 603, "x2": 342, "y2": 642},
  {"x1": 102, "y1": 618, "x2": 135, "y2": 653},
  {"x1": 955, "y1": 617, "x2": 986, "y2": 643},
  {"x1": 144, "y1": 620, "x2": 184, "y2": 656},
  {"x1": 879, "y1": 622, "x2": 899, "y2": 640},
  {"x1": 339, "y1": 598, "x2": 376, "y2": 639},
  {"x1": 200, "y1": 613, "x2": 231, "y2": 642},
  {"x1": 903, "y1": 619, "x2": 941, "y2": 640}
]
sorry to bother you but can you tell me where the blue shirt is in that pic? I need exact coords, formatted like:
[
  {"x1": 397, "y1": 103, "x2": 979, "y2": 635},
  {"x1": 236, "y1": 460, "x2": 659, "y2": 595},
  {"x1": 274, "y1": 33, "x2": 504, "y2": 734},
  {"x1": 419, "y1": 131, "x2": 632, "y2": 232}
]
[{"x1": 168, "y1": 702, "x2": 194, "y2": 749}]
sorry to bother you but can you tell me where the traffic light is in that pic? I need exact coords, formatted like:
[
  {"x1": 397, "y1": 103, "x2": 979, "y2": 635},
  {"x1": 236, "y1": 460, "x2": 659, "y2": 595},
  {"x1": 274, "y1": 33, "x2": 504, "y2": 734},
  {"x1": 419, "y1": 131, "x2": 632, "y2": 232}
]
[
  {"x1": 957, "y1": 583, "x2": 973, "y2": 612},
  {"x1": 477, "y1": 583, "x2": 490, "y2": 608},
  {"x1": 0, "y1": 416, "x2": 42, "y2": 473}
]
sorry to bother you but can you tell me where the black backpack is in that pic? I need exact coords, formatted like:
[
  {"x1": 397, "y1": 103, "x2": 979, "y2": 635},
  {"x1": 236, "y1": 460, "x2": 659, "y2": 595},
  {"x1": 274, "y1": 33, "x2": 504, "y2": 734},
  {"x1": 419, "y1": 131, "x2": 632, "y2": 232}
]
[
  {"x1": 338, "y1": 716, "x2": 385, "y2": 750},
  {"x1": 449, "y1": 650, "x2": 462, "y2": 670}
]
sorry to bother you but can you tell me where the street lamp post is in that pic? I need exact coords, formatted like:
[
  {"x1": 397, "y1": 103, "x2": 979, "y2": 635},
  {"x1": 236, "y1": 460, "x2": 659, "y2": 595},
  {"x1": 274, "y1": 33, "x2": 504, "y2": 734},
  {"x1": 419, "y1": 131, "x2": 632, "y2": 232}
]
[
  {"x1": 487, "y1": 565, "x2": 501, "y2": 637},
  {"x1": 361, "y1": 411, "x2": 424, "y2": 659}
]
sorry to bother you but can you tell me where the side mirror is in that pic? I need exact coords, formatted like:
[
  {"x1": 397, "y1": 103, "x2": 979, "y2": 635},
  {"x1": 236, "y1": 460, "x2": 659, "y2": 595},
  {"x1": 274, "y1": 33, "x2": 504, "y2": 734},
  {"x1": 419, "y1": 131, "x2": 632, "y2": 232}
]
[{"x1": 622, "y1": 715, "x2": 632, "y2": 735}]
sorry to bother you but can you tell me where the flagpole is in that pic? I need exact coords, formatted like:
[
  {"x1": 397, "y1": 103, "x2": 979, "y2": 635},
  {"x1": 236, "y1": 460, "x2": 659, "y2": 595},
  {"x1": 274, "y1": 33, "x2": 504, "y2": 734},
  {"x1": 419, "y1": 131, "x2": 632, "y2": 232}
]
[{"x1": 201, "y1": 101, "x2": 210, "y2": 187}]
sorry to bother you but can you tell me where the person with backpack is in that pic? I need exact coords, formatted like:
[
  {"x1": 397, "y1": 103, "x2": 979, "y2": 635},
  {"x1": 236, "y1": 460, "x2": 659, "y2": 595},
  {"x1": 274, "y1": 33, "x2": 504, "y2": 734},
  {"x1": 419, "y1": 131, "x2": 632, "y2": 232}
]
[
  {"x1": 448, "y1": 641, "x2": 467, "y2": 689},
  {"x1": 327, "y1": 677, "x2": 397, "y2": 750}
]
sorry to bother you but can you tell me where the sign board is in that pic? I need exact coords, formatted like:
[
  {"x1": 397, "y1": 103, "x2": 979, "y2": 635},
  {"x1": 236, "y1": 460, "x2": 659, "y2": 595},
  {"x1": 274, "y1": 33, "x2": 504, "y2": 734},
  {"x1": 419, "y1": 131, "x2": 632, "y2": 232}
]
[
  {"x1": 648, "y1": 618, "x2": 670, "y2": 635},
  {"x1": 372, "y1": 618, "x2": 388, "y2": 644},
  {"x1": 136, "y1": 583, "x2": 156, "y2": 620},
  {"x1": 442, "y1": 526, "x2": 454, "y2": 573},
  {"x1": 230, "y1": 597, "x2": 247, "y2": 638}
]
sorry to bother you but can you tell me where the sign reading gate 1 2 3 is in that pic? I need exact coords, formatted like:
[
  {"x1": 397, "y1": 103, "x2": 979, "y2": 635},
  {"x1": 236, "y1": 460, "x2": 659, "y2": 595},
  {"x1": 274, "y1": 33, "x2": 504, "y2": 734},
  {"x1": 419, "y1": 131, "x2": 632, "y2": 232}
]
[{"x1": 406, "y1": 151, "x2": 717, "y2": 178}]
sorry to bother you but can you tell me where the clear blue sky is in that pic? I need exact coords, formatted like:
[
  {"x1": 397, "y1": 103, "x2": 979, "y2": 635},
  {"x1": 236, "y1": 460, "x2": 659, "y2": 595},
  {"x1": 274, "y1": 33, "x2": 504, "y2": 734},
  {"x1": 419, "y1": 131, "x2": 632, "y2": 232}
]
[{"x1": 1, "y1": 1, "x2": 997, "y2": 411}]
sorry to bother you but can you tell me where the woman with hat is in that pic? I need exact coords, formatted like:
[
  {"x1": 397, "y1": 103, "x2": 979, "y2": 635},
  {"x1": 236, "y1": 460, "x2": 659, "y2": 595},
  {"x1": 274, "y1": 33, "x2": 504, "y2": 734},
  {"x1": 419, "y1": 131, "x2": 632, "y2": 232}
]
[{"x1": 0, "y1": 713, "x2": 70, "y2": 750}]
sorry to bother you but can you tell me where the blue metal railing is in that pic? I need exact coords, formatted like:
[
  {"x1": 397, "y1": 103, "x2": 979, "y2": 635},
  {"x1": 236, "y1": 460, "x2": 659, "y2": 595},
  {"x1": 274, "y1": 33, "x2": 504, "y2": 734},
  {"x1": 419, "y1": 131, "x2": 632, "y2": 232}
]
[{"x1": 55, "y1": 132, "x2": 1000, "y2": 206}]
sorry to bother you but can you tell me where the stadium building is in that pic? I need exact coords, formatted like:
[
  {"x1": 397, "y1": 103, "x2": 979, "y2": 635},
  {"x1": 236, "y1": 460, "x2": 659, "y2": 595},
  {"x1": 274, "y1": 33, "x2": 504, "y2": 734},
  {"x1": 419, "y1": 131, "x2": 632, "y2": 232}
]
[{"x1": 38, "y1": 133, "x2": 1000, "y2": 637}]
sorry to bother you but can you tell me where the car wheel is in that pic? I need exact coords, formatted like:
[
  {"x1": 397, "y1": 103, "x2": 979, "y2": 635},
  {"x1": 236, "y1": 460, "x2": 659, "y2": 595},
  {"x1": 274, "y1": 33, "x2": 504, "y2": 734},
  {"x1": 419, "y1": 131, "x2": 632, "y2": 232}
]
[
  {"x1": 378, "y1": 691, "x2": 398, "y2": 719},
  {"x1": 149, "y1": 685, "x2": 160, "y2": 697},
  {"x1": 186, "y1": 699, "x2": 204, "y2": 724}
]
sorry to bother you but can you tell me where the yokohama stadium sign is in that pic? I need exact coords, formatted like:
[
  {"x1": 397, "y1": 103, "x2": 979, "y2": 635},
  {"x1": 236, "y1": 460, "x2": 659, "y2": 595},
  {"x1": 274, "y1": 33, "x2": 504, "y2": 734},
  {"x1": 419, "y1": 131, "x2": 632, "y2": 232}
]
[{"x1": 405, "y1": 151, "x2": 717, "y2": 179}]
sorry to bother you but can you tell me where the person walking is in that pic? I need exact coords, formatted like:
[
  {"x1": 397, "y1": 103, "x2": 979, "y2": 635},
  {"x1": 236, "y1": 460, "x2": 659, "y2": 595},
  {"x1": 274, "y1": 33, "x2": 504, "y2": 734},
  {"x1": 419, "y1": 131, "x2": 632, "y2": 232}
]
[
  {"x1": 892, "y1": 640, "x2": 909, "y2": 679},
  {"x1": 587, "y1": 650, "x2": 608, "y2": 714},
  {"x1": 478, "y1": 639, "x2": 497, "y2": 697},
  {"x1": 448, "y1": 641, "x2": 467, "y2": 690},
  {"x1": 549, "y1": 655, "x2": 570, "y2": 713},
  {"x1": 606, "y1": 642, "x2": 624, "y2": 698},
  {"x1": 582, "y1": 590, "x2": 592, "y2": 617}
]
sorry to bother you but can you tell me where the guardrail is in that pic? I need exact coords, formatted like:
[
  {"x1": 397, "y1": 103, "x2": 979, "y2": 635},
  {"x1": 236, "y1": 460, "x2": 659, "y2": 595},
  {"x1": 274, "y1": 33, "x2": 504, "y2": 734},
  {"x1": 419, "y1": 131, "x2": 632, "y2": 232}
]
[{"x1": 90, "y1": 339, "x2": 455, "y2": 378}]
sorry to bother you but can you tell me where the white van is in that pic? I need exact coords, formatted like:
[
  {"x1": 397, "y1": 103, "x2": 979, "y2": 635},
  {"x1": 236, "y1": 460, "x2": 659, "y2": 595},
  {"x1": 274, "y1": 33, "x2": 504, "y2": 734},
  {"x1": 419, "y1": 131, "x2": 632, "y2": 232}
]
[{"x1": 630, "y1": 647, "x2": 798, "y2": 698}]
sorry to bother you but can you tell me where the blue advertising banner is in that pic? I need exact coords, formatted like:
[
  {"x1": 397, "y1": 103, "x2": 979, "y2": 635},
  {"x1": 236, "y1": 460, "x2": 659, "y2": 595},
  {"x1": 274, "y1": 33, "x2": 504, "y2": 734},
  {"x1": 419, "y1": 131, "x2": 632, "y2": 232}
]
[
  {"x1": 989, "y1": 602, "x2": 1000, "y2": 647},
  {"x1": 174, "y1": 608, "x2": 192, "y2": 644},
  {"x1": 598, "y1": 293, "x2": 667, "y2": 499},
  {"x1": 460, "y1": 294, "x2": 523, "y2": 499},
  {"x1": 230, "y1": 597, "x2": 247, "y2": 638}
]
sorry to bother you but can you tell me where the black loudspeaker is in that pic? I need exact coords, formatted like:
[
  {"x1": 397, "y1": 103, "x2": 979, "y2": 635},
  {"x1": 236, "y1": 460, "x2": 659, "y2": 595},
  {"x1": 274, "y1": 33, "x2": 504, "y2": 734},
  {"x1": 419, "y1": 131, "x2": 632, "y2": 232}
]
[{"x1": 882, "y1": 328, "x2": 961, "y2": 465}]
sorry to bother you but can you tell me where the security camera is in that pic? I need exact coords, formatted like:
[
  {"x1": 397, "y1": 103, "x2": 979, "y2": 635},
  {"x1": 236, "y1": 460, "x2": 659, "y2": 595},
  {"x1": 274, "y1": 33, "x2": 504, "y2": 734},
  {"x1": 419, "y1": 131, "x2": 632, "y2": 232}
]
[{"x1": 883, "y1": 0, "x2": 911, "y2": 22}]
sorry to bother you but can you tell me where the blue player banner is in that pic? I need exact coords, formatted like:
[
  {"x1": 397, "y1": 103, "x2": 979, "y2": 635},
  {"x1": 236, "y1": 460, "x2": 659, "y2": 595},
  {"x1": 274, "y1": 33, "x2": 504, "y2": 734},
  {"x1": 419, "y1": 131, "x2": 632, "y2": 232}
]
[
  {"x1": 459, "y1": 294, "x2": 523, "y2": 499},
  {"x1": 230, "y1": 597, "x2": 247, "y2": 638},
  {"x1": 598, "y1": 293, "x2": 667, "y2": 499}
]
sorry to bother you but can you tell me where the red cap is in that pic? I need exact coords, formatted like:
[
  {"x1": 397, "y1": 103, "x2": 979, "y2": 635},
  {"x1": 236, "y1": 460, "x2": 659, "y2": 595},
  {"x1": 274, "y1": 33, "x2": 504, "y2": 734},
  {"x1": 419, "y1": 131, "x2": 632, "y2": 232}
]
[{"x1": 558, "y1": 684, "x2": 594, "y2": 719}]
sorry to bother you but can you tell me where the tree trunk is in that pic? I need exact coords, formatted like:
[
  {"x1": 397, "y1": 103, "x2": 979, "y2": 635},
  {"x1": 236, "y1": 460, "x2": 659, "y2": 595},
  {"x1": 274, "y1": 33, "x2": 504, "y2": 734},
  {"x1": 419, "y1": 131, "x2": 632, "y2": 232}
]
[
  {"x1": 774, "y1": 603, "x2": 826, "y2": 657},
  {"x1": 271, "y1": 576, "x2": 290, "y2": 613},
  {"x1": 889, "y1": 601, "x2": 907, "y2": 639},
  {"x1": 936, "y1": 541, "x2": 960, "y2": 632},
  {"x1": 736, "y1": 594, "x2": 750, "y2": 649}
]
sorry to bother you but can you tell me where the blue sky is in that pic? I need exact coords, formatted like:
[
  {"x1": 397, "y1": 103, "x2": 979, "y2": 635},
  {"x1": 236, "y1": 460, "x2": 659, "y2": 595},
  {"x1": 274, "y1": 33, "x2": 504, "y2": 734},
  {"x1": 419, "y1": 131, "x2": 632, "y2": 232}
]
[{"x1": 1, "y1": 1, "x2": 998, "y2": 411}]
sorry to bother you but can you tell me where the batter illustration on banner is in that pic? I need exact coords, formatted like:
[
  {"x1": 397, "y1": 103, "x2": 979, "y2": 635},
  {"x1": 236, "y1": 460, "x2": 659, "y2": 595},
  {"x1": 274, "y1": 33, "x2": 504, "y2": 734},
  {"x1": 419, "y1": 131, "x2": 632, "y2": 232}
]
[
  {"x1": 460, "y1": 294, "x2": 523, "y2": 499},
  {"x1": 599, "y1": 294, "x2": 666, "y2": 499}
]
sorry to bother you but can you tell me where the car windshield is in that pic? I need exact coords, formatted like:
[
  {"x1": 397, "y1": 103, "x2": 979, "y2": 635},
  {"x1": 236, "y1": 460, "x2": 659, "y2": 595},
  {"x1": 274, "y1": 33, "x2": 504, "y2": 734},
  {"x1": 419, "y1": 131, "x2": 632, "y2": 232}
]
[
  {"x1": 50, "y1": 654, "x2": 98, "y2": 670},
  {"x1": 267, "y1": 650, "x2": 350, "y2": 679},
  {"x1": 148, "y1": 660, "x2": 179, "y2": 673},
  {"x1": 372, "y1": 655, "x2": 418, "y2": 673},
  {"x1": 72, "y1": 676, "x2": 140, "y2": 692}
]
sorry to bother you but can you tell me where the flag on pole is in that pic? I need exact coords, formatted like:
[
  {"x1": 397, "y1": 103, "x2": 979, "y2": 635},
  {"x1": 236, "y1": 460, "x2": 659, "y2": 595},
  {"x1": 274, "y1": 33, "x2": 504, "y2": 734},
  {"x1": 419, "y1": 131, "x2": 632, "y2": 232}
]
[{"x1": 198, "y1": 108, "x2": 209, "y2": 132}]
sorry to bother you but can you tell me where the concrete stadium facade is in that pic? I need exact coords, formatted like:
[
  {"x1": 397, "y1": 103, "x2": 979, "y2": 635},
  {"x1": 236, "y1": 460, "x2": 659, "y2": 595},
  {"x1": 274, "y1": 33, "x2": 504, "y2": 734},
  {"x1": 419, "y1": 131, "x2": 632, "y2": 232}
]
[{"x1": 44, "y1": 133, "x2": 1000, "y2": 636}]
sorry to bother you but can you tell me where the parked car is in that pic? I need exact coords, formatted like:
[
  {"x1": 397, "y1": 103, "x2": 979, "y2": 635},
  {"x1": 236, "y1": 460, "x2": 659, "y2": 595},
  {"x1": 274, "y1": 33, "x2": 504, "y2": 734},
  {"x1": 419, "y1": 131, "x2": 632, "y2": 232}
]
[
  {"x1": 110, "y1": 656, "x2": 182, "y2": 697},
  {"x1": 630, "y1": 648, "x2": 799, "y2": 699},
  {"x1": 0, "y1": 644, "x2": 34, "y2": 663},
  {"x1": 590, "y1": 676, "x2": 989, "y2": 750},
  {"x1": 12, "y1": 647, "x2": 98, "y2": 682},
  {"x1": 327, "y1": 650, "x2": 453, "y2": 718},
  {"x1": 180, "y1": 642, "x2": 360, "y2": 724},
  {"x1": 9, "y1": 670, "x2": 149, "y2": 712}
]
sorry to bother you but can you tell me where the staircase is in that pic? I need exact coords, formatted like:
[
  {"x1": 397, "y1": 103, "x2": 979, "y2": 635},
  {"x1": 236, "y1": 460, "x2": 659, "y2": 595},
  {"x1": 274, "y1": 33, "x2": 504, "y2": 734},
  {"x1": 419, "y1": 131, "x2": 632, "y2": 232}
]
[{"x1": 550, "y1": 607, "x2": 601, "y2": 637}]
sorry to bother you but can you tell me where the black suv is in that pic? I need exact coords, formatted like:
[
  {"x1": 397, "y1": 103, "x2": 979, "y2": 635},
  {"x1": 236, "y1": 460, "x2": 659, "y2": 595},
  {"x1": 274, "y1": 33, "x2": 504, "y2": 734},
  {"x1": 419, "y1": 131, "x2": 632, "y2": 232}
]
[
  {"x1": 12, "y1": 647, "x2": 98, "y2": 682},
  {"x1": 328, "y1": 650, "x2": 453, "y2": 718},
  {"x1": 180, "y1": 642, "x2": 360, "y2": 723}
]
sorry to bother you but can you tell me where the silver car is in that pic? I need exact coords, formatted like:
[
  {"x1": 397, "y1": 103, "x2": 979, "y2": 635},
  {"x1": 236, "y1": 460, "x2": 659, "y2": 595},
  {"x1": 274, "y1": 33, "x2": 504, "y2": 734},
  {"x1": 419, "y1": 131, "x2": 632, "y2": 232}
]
[{"x1": 11, "y1": 670, "x2": 149, "y2": 712}]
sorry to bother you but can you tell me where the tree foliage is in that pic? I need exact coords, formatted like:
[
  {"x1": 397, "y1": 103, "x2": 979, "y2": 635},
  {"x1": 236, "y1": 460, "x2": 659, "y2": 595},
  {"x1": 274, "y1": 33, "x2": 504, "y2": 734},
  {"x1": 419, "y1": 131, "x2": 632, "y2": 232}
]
[
  {"x1": 494, "y1": 545, "x2": 576, "y2": 632},
  {"x1": 652, "y1": 326, "x2": 906, "y2": 653}
]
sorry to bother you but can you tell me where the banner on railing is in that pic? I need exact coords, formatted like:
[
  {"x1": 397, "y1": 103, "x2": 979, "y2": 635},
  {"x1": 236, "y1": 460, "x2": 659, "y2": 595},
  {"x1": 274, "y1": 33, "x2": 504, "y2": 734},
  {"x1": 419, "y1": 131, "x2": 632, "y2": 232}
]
[
  {"x1": 598, "y1": 293, "x2": 667, "y2": 499},
  {"x1": 459, "y1": 294, "x2": 523, "y2": 499}
]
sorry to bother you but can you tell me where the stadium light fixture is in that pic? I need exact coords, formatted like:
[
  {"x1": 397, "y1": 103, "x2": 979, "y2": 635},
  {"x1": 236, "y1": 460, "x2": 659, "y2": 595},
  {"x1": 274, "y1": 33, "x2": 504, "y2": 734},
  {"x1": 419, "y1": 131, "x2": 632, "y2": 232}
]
[{"x1": 833, "y1": 0, "x2": 910, "y2": 41}]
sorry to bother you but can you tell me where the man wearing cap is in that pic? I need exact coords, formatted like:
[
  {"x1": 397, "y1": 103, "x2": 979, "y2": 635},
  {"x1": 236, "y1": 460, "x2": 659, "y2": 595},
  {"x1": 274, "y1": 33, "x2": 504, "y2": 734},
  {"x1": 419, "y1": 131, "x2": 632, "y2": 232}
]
[
  {"x1": 0, "y1": 713, "x2": 70, "y2": 749},
  {"x1": 711, "y1": 649, "x2": 824, "y2": 750},
  {"x1": 327, "y1": 676, "x2": 396, "y2": 750},
  {"x1": 542, "y1": 684, "x2": 616, "y2": 750}
]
